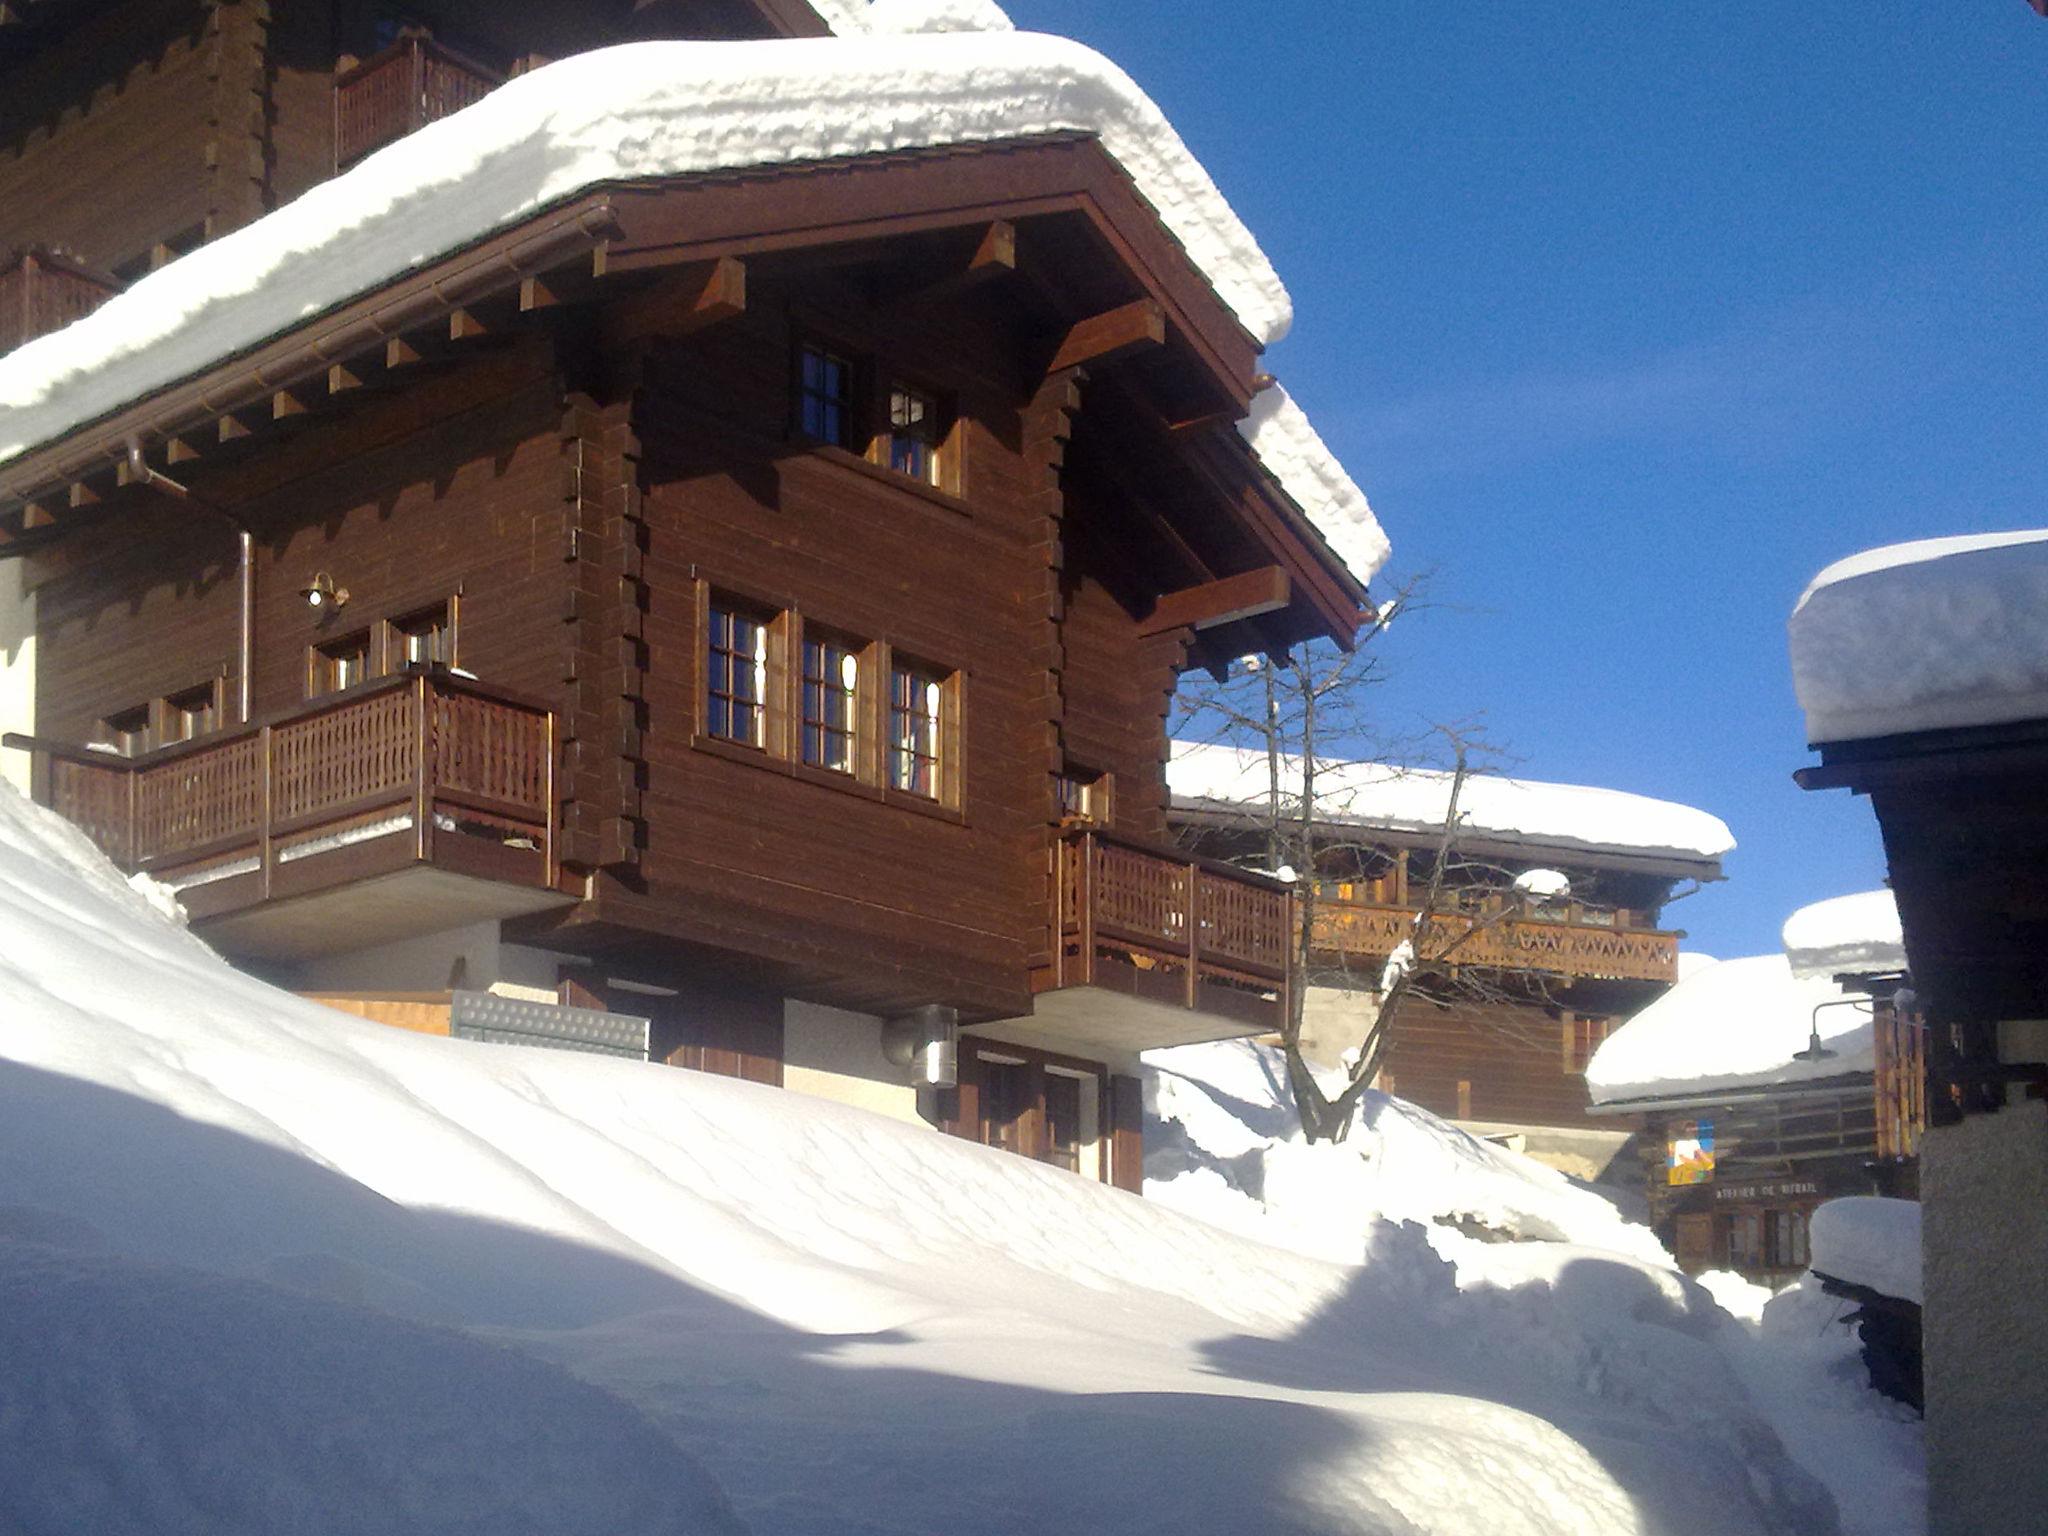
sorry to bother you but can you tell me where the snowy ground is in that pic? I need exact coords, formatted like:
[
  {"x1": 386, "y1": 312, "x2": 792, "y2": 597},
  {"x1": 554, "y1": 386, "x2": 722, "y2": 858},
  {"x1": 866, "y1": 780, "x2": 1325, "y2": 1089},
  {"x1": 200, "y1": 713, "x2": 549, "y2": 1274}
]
[{"x1": 0, "y1": 783, "x2": 1919, "y2": 1534}]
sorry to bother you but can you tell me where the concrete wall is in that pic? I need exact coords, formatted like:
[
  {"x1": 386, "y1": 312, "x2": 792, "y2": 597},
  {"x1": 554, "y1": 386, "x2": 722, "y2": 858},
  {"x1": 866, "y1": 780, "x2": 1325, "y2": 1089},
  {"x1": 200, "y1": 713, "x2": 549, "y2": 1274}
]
[
  {"x1": 1923, "y1": 1034, "x2": 2048, "y2": 1536},
  {"x1": 0, "y1": 560, "x2": 31, "y2": 793},
  {"x1": 1300, "y1": 982, "x2": 1381, "y2": 1070},
  {"x1": 782, "y1": 999, "x2": 925, "y2": 1126}
]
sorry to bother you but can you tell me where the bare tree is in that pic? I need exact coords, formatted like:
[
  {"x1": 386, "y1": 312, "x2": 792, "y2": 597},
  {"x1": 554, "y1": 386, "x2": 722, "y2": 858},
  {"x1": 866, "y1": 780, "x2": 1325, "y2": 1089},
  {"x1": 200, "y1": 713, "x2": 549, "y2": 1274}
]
[{"x1": 1172, "y1": 604, "x2": 1571, "y2": 1143}]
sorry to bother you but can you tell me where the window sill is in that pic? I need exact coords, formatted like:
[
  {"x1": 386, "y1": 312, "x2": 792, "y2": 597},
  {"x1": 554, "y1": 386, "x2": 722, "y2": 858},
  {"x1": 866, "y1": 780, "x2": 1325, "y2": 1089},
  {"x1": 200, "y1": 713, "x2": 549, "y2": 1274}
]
[{"x1": 690, "y1": 732, "x2": 963, "y2": 824}]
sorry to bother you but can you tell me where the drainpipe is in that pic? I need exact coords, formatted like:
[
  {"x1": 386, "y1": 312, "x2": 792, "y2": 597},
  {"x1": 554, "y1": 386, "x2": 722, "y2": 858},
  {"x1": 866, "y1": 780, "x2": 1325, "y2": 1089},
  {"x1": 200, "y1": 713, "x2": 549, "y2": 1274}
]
[{"x1": 124, "y1": 446, "x2": 254, "y2": 723}]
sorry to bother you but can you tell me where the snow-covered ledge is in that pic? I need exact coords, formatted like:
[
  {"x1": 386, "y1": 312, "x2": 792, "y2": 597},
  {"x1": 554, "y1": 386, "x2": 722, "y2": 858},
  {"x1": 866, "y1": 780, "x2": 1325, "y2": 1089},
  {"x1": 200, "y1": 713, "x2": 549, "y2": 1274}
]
[
  {"x1": 1789, "y1": 530, "x2": 2048, "y2": 744},
  {"x1": 1780, "y1": 889, "x2": 1905, "y2": 982}
]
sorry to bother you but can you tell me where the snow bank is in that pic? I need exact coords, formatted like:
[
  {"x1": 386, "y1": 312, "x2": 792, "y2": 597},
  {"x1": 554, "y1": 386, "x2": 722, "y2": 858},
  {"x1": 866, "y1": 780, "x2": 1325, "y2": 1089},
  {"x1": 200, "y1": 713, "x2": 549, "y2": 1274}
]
[
  {"x1": 1169, "y1": 740, "x2": 1735, "y2": 863},
  {"x1": 0, "y1": 32, "x2": 1288, "y2": 456},
  {"x1": 0, "y1": 1239, "x2": 743, "y2": 1536},
  {"x1": 1782, "y1": 889, "x2": 1906, "y2": 982},
  {"x1": 0, "y1": 779, "x2": 1862, "y2": 1535},
  {"x1": 1238, "y1": 383, "x2": 1391, "y2": 585},
  {"x1": 1810, "y1": 1198, "x2": 1923, "y2": 1306},
  {"x1": 1790, "y1": 530, "x2": 2048, "y2": 743},
  {"x1": 1587, "y1": 954, "x2": 1873, "y2": 1107}
]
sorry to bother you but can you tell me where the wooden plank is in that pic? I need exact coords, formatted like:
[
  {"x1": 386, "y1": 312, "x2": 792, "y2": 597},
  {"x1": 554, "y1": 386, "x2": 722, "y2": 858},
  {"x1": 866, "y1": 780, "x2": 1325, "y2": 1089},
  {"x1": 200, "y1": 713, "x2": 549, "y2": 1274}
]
[
  {"x1": 1139, "y1": 565, "x2": 1290, "y2": 636},
  {"x1": 1047, "y1": 297, "x2": 1165, "y2": 374}
]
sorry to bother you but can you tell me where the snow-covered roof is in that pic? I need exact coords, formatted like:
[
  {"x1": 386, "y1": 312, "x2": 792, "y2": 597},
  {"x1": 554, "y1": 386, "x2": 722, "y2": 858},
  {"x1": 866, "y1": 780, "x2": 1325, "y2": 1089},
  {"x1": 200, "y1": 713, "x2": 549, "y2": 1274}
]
[
  {"x1": 1237, "y1": 384, "x2": 1390, "y2": 586},
  {"x1": 1167, "y1": 741, "x2": 1734, "y2": 868},
  {"x1": 1586, "y1": 954, "x2": 1874, "y2": 1108},
  {"x1": 0, "y1": 33, "x2": 1290, "y2": 411},
  {"x1": 1808, "y1": 1197, "x2": 1922, "y2": 1306},
  {"x1": 1790, "y1": 530, "x2": 2048, "y2": 744},
  {"x1": 1781, "y1": 889, "x2": 1905, "y2": 982}
]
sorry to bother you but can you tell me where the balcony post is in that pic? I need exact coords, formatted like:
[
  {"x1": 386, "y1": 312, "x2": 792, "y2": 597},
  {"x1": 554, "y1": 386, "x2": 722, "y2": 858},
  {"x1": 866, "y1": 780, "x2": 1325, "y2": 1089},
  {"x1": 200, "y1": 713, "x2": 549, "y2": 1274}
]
[
  {"x1": 413, "y1": 673, "x2": 432, "y2": 862},
  {"x1": 258, "y1": 724, "x2": 275, "y2": 899},
  {"x1": 1077, "y1": 833, "x2": 1097, "y2": 988},
  {"x1": 543, "y1": 703, "x2": 559, "y2": 889},
  {"x1": 1185, "y1": 860, "x2": 1200, "y2": 1009},
  {"x1": 124, "y1": 759, "x2": 138, "y2": 870}
]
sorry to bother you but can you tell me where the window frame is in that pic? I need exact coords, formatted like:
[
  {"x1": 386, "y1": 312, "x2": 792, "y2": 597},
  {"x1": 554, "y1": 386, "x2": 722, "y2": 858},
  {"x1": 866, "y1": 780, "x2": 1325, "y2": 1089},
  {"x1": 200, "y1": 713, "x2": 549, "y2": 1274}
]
[
  {"x1": 875, "y1": 378, "x2": 954, "y2": 492},
  {"x1": 307, "y1": 627, "x2": 375, "y2": 698},
  {"x1": 794, "y1": 339, "x2": 859, "y2": 451},
  {"x1": 886, "y1": 655, "x2": 958, "y2": 808},
  {"x1": 798, "y1": 625, "x2": 870, "y2": 779},
  {"x1": 382, "y1": 598, "x2": 458, "y2": 673}
]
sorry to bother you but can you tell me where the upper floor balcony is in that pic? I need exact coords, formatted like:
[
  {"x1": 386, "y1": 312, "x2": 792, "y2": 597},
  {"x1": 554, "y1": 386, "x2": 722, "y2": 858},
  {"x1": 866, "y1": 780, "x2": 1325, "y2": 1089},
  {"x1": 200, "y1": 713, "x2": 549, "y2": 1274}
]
[
  {"x1": 1027, "y1": 828, "x2": 1291, "y2": 1050},
  {"x1": 0, "y1": 247, "x2": 120, "y2": 356},
  {"x1": 1312, "y1": 893, "x2": 1679, "y2": 986},
  {"x1": 334, "y1": 31, "x2": 503, "y2": 170},
  {"x1": 5, "y1": 670, "x2": 568, "y2": 961}
]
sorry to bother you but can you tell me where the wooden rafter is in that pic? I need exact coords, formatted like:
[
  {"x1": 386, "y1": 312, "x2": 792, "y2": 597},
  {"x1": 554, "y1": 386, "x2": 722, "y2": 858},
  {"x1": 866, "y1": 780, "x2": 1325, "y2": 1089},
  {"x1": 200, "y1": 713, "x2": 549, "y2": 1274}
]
[
  {"x1": 1138, "y1": 566, "x2": 1291, "y2": 637},
  {"x1": 1047, "y1": 298, "x2": 1165, "y2": 374}
]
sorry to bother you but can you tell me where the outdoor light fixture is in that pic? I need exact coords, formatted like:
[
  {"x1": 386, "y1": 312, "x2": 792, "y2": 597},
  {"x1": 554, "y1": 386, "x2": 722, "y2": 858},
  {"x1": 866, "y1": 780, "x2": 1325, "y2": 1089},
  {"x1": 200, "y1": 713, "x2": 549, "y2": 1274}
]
[
  {"x1": 1794, "y1": 997, "x2": 1868, "y2": 1063},
  {"x1": 300, "y1": 572, "x2": 349, "y2": 612}
]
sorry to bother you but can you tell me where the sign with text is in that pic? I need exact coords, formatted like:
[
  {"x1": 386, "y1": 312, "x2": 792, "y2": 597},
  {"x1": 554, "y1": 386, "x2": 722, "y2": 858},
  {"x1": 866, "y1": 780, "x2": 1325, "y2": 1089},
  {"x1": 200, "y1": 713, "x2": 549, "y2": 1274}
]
[
  {"x1": 1667, "y1": 1120, "x2": 1715, "y2": 1186},
  {"x1": 1711, "y1": 1178, "x2": 1821, "y2": 1204}
]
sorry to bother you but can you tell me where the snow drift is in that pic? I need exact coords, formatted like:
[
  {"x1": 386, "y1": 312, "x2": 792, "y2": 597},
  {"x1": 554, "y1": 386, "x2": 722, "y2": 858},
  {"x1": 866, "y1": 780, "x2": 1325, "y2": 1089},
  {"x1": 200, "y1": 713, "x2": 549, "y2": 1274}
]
[{"x1": 0, "y1": 781, "x2": 1910, "y2": 1534}]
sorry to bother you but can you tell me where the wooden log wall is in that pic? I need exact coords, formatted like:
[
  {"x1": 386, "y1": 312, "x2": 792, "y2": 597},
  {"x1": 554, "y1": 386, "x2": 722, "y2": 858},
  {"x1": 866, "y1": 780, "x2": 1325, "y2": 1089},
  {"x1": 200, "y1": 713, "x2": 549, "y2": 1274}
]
[{"x1": 1378, "y1": 993, "x2": 1608, "y2": 1129}]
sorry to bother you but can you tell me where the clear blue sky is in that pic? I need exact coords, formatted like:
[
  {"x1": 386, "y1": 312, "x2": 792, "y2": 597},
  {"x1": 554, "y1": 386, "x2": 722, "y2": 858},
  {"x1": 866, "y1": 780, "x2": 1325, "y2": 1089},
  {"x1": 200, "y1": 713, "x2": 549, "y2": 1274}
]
[{"x1": 1005, "y1": 0, "x2": 2048, "y2": 958}]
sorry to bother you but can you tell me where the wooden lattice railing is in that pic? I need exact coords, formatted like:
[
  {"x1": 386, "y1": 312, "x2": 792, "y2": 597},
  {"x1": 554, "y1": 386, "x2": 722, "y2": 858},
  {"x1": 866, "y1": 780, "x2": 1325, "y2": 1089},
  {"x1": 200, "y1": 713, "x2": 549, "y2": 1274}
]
[
  {"x1": 1048, "y1": 829, "x2": 1290, "y2": 1013},
  {"x1": 0, "y1": 248, "x2": 121, "y2": 355},
  {"x1": 334, "y1": 31, "x2": 502, "y2": 169},
  {"x1": 1313, "y1": 898, "x2": 1679, "y2": 984},
  {"x1": 12, "y1": 672, "x2": 554, "y2": 909}
]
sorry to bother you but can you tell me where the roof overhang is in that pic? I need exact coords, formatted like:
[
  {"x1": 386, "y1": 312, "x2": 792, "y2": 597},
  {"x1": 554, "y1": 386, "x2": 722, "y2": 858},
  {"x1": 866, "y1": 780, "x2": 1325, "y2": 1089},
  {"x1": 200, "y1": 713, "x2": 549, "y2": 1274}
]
[
  {"x1": 1585, "y1": 1071, "x2": 1876, "y2": 1117},
  {"x1": 0, "y1": 136, "x2": 1364, "y2": 642}
]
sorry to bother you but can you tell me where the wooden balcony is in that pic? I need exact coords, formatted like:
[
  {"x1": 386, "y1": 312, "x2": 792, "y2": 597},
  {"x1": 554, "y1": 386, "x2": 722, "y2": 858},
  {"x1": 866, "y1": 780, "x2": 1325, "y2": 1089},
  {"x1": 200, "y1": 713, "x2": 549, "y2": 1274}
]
[
  {"x1": 1313, "y1": 898, "x2": 1679, "y2": 985},
  {"x1": 1026, "y1": 829, "x2": 1290, "y2": 1049},
  {"x1": 0, "y1": 247, "x2": 120, "y2": 355},
  {"x1": 8, "y1": 671, "x2": 568, "y2": 960},
  {"x1": 334, "y1": 32, "x2": 502, "y2": 170}
]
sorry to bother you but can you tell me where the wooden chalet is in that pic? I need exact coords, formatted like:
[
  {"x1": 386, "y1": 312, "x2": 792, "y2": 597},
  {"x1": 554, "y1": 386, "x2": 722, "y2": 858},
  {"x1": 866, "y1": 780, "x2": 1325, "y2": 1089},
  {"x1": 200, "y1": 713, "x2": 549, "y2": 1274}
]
[
  {"x1": 1585, "y1": 950, "x2": 1890, "y2": 1287},
  {"x1": 1789, "y1": 533, "x2": 2048, "y2": 1534},
  {"x1": 0, "y1": 0, "x2": 1383, "y2": 1191},
  {"x1": 1167, "y1": 744, "x2": 1728, "y2": 1179}
]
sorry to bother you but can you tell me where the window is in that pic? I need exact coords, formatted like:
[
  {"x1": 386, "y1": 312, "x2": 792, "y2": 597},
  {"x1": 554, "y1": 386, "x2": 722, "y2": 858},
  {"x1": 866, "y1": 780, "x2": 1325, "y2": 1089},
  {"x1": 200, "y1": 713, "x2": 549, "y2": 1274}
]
[
  {"x1": 797, "y1": 343, "x2": 854, "y2": 448},
  {"x1": 388, "y1": 604, "x2": 453, "y2": 669},
  {"x1": 889, "y1": 661, "x2": 947, "y2": 799},
  {"x1": 801, "y1": 632, "x2": 862, "y2": 774},
  {"x1": 158, "y1": 683, "x2": 219, "y2": 747},
  {"x1": 883, "y1": 382, "x2": 944, "y2": 487},
  {"x1": 310, "y1": 630, "x2": 372, "y2": 696},
  {"x1": 98, "y1": 705, "x2": 152, "y2": 757},
  {"x1": 707, "y1": 601, "x2": 773, "y2": 749}
]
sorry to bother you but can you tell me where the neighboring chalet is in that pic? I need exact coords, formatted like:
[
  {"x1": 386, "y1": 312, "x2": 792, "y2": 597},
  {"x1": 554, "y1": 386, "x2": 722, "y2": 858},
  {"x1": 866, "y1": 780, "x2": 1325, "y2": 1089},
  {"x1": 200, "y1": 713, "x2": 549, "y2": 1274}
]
[
  {"x1": 0, "y1": 2, "x2": 1389, "y2": 1191},
  {"x1": 1586, "y1": 941, "x2": 1891, "y2": 1287},
  {"x1": 1790, "y1": 532, "x2": 2048, "y2": 1536},
  {"x1": 1167, "y1": 742, "x2": 1730, "y2": 1179}
]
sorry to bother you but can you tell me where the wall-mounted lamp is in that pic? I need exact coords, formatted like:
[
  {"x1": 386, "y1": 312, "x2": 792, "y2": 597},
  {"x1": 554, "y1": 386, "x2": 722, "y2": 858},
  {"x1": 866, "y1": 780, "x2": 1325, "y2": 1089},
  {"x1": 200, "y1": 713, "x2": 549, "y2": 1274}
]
[{"x1": 300, "y1": 572, "x2": 350, "y2": 613}]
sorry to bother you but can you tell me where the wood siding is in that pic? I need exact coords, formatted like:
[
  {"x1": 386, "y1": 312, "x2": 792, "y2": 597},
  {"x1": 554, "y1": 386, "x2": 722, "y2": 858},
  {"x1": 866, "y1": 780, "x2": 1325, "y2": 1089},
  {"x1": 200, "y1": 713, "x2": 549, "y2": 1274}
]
[
  {"x1": 1378, "y1": 994, "x2": 1609, "y2": 1129},
  {"x1": 0, "y1": 0, "x2": 219, "y2": 272}
]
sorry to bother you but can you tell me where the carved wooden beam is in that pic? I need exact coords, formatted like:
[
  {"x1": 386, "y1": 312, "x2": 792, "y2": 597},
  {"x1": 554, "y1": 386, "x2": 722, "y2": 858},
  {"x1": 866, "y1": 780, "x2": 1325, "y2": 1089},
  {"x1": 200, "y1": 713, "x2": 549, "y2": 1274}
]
[
  {"x1": 601, "y1": 256, "x2": 747, "y2": 345},
  {"x1": 1139, "y1": 565, "x2": 1291, "y2": 637},
  {"x1": 1048, "y1": 298, "x2": 1165, "y2": 374}
]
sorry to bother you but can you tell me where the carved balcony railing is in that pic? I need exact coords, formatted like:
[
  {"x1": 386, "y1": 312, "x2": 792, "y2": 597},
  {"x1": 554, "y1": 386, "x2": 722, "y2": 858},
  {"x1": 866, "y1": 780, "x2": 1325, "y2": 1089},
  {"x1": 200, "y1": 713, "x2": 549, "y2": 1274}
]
[
  {"x1": 6, "y1": 671, "x2": 555, "y2": 922},
  {"x1": 1042, "y1": 829, "x2": 1290, "y2": 1026},
  {"x1": 0, "y1": 247, "x2": 121, "y2": 356},
  {"x1": 1313, "y1": 897, "x2": 1679, "y2": 985},
  {"x1": 334, "y1": 31, "x2": 502, "y2": 170}
]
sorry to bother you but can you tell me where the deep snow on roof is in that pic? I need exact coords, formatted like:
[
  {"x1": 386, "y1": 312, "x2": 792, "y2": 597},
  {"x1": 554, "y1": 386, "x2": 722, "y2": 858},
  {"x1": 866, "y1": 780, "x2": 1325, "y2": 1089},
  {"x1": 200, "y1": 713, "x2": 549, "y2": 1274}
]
[
  {"x1": 1167, "y1": 741, "x2": 1733, "y2": 866},
  {"x1": 1586, "y1": 953, "x2": 1874, "y2": 1107},
  {"x1": 1790, "y1": 529, "x2": 2048, "y2": 744},
  {"x1": 1236, "y1": 383, "x2": 1390, "y2": 585},
  {"x1": 1781, "y1": 889, "x2": 1905, "y2": 982},
  {"x1": 1809, "y1": 1197, "x2": 1923, "y2": 1306}
]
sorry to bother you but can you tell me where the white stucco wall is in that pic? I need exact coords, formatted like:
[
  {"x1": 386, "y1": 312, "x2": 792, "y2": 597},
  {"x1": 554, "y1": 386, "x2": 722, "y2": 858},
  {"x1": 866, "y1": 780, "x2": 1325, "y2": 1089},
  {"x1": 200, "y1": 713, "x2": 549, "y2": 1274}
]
[
  {"x1": 782, "y1": 999, "x2": 925, "y2": 1126},
  {"x1": 1300, "y1": 982, "x2": 1382, "y2": 1070},
  {"x1": 293, "y1": 922, "x2": 564, "y2": 1002},
  {"x1": 0, "y1": 559, "x2": 33, "y2": 794},
  {"x1": 1922, "y1": 1072, "x2": 2048, "y2": 1536}
]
